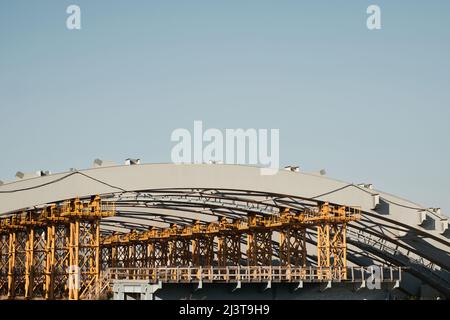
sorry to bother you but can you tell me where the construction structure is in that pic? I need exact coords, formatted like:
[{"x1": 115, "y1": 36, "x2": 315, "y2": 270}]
[{"x1": 0, "y1": 163, "x2": 449, "y2": 299}]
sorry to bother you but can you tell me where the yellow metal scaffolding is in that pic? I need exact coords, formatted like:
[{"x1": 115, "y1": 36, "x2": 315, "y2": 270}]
[
  {"x1": 1, "y1": 199, "x2": 359, "y2": 299},
  {"x1": 0, "y1": 196, "x2": 114, "y2": 300}
]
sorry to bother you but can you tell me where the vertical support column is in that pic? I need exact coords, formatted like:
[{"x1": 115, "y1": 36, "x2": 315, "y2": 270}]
[
  {"x1": 168, "y1": 238, "x2": 191, "y2": 266},
  {"x1": 279, "y1": 227, "x2": 307, "y2": 267},
  {"x1": 146, "y1": 240, "x2": 164, "y2": 282},
  {"x1": 24, "y1": 227, "x2": 47, "y2": 299},
  {"x1": 247, "y1": 232, "x2": 255, "y2": 266},
  {"x1": 192, "y1": 236, "x2": 214, "y2": 266},
  {"x1": 68, "y1": 220, "x2": 79, "y2": 300},
  {"x1": 84, "y1": 220, "x2": 100, "y2": 298},
  {"x1": 94, "y1": 220, "x2": 100, "y2": 296},
  {"x1": 126, "y1": 242, "x2": 137, "y2": 279},
  {"x1": 134, "y1": 243, "x2": 147, "y2": 268},
  {"x1": 100, "y1": 246, "x2": 112, "y2": 270},
  {"x1": 115, "y1": 244, "x2": 129, "y2": 268},
  {"x1": 247, "y1": 230, "x2": 272, "y2": 266},
  {"x1": 68, "y1": 219, "x2": 101, "y2": 300},
  {"x1": 127, "y1": 243, "x2": 135, "y2": 269},
  {"x1": 110, "y1": 245, "x2": 117, "y2": 268},
  {"x1": 317, "y1": 223, "x2": 331, "y2": 280},
  {"x1": 24, "y1": 228, "x2": 34, "y2": 299},
  {"x1": 217, "y1": 234, "x2": 241, "y2": 266},
  {"x1": 7, "y1": 232, "x2": 16, "y2": 298},
  {"x1": 148, "y1": 240, "x2": 168, "y2": 267},
  {"x1": 331, "y1": 223, "x2": 347, "y2": 279},
  {"x1": 45, "y1": 225, "x2": 55, "y2": 299},
  {"x1": 10, "y1": 231, "x2": 27, "y2": 298},
  {"x1": 0, "y1": 234, "x2": 9, "y2": 297},
  {"x1": 168, "y1": 238, "x2": 190, "y2": 281},
  {"x1": 46, "y1": 224, "x2": 70, "y2": 299},
  {"x1": 147, "y1": 242, "x2": 154, "y2": 267}
]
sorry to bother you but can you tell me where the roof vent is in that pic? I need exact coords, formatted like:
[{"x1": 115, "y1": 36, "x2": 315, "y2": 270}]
[
  {"x1": 93, "y1": 159, "x2": 116, "y2": 168},
  {"x1": 284, "y1": 165, "x2": 300, "y2": 172},
  {"x1": 36, "y1": 170, "x2": 51, "y2": 176},
  {"x1": 125, "y1": 158, "x2": 141, "y2": 165},
  {"x1": 15, "y1": 171, "x2": 25, "y2": 179},
  {"x1": 15, "y1": 171, "x2": 51, "y2": 180},
  {"x1": 358, "y1": 183, "x2": 373, "y2": 190}
]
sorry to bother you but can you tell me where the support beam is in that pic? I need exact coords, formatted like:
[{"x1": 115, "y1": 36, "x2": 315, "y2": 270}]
[
  {"x1": 148, "y1": 240, "x2": 168, "y2": 267},
  {"x1": 7, "y1": 232, "x2": 16, "y2": 298},
  {"x1": 192, "y1": 236, "x2": 214, "y2": 267},
  {"x1": 247, "y1": 231, "x2": 272, "y2": 266},
  {"x1": 133, "y1": 243, "x2": 148, "y2": 268},
  {"x1": 25, "y1": 227, "x2": 46, "y2": 299},
  {"x1": 45, "y1": 224, "x2": 70, "y2": 299},
  {"x1": 9, "y1": 231, "x2": 28, "y2": 298},
  {"x1": 317, "y1": 223, "x2": 331, "y2": 280},
  {"x1": 217, "y1": 234, "x2": 241, "y2": 266},
  {"x1": 68, "y1": 219, "x2": 101, "y2": 300},
  {"x1": 0, "y1": 198, "x2": 359, "y2": 299},
  {"x1": 279, "y1": 227, "x2": 307, "y2": 268},
  {"x1": 168, "y1": 239, "x2": 191, "y2": 267},
  {"x1": 101, "y1": 246, "x2": 112, "y2": 270},
  {"x1": 331, "y1": 223, "x2": 347, "y2": 279},
  {"x1": 0, "y1": 234, "x2": 9, "y2": 297}
]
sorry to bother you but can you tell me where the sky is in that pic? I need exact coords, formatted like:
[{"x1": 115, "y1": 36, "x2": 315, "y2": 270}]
[{"x1": 0, "y1": 1, "x2": 449, "y2": 214}]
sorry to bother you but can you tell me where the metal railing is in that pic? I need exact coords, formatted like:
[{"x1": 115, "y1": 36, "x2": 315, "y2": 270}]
[{"x1": 107, "y1": 266, "x2": 402, "y2": 284}]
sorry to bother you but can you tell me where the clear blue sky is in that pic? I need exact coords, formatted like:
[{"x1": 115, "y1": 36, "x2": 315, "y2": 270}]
[{"x1": 0, "y1": 1, "x2": 449, "y2": 214}]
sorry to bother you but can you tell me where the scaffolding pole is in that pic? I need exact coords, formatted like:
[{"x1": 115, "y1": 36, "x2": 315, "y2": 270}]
[
  {"x1": 279, "y1": 227, "x2": 307, "y2": 267},
  {"x1": 217, "y1": 234, "x2": 241, "y2": 267},
  {"x1": 317, "y1": 223, "x2": 331, "y2": 280},
  {"x1": 1, "y1": 198, "x2": 359, "y2": 299}
]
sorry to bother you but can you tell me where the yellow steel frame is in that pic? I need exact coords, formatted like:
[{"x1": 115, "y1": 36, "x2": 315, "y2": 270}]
[
  {"x1": 217, "y1": 218, "x2": 241, "y2": 266},
  {"x1": 246, "y1": 214, "x2": 273, "y2": 266},
  {"x1": 0, "y1": 234, "x2": 8, "y2": 297},
  {"x1": 247, "y1": 231, "x2": 272, "y2": 266},
  {"x1": 331, "y1": 223, "x2": 347, "y2": 279},
  {"x1": 0, "y1": 195, "x2": 114, "y2": 300},
  {"x1": 45, "y1": 223, "x2": 70, "y2": 299},
  {"x1": 25, "y1": 227, "x2": 47, "y2": 298},
  {"x1": 1, "y1": 199, "x2": 359, "y2": 299},
  {"x1": 8, "y1": 230, "x2": 28, "y2": 298},
  {"x1": 101, "y1": 246, "x2": 113, "y2": 270},
  {"x1": 68, "y1": 219, "x2": 101, "y2": 300},
  {"x1": 168, "y1": 238, "x2": 191, "y2": 267},
  {"x1": 115, "y1": 244, "x2": 130, "y2": 268},
  {"x1": 133, "y1": 243, "x2": 148, "y2": 268},
  {"x1": 148, "y1": 240, "x2": 168, "y2": 267},
  {"x1": 317, "y1": 223, "x2": 331, "y2": 279},
  {"x1": 192, "y1": 237, "x2": 214, "y2": 266},
  {"x1": 191, "y1": 221, "x2": 215, "y2": 266},
  {"x1": 100, "y1": 203, "x2": 359, "y2": 274},
  {"x1": 217, "y1": 234, "x2": 241, "y2": 266},
  {"x1": 279, "y1": 227, "x2": 307, "y2": 267}
]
